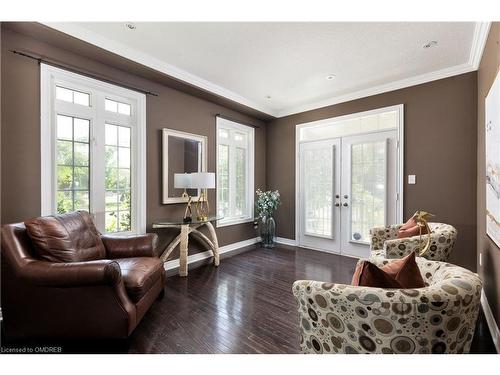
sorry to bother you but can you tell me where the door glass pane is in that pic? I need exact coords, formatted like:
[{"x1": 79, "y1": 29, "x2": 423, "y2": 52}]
[
  {"x1": 303, "y1": 146, "x2": 333, "y2": 237},
  {"x1": 350, "y1": 140, "x2": 386, "y2": 243}
]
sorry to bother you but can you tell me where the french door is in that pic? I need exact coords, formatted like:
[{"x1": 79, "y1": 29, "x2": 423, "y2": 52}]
[{"x1": 298, "y1": 130, "x2": 399, "y2": 258}]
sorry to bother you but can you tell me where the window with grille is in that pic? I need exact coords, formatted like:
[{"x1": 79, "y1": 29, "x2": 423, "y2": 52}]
[
  {"x1": 41, "y1": 64, "x2": 146, "y2": 235},
  {"x1": 216, "y1": 118, "x2": 254, "y2": 227}
]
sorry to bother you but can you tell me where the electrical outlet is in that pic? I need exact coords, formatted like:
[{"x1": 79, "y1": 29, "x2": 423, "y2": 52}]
[{"x1": 408, "y1": 175, "x2": 416, "y2": 184}]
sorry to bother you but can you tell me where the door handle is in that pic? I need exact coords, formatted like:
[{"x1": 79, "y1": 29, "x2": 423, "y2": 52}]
[
  {"x1": 334, "y1": 203, "x2": 340, "y2": 207},
  {"x1": 343, "y1": 203, "x2": 349, "y2": 207}
]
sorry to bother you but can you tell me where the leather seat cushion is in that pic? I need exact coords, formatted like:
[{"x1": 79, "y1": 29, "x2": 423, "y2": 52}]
[
  {"x1": 24, "y1": 211, "x2": 106, "y2": 263},
  {"x1": 114, "y1": 257, "x2": 164, "y2": 303}
]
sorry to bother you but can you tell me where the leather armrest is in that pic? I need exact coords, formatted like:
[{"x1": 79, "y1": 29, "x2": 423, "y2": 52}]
[
  {"x1": 19, "y1": 259, "x2": 121, "y2": 287},
  {"x1": 101, "y1": 233, "x2": 159, "y2": 259}
]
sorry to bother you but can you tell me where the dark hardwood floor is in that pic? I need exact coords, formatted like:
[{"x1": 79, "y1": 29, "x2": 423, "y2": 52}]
[{"x1": 1, "y1": 245, "x2": 497, "y2": 354}]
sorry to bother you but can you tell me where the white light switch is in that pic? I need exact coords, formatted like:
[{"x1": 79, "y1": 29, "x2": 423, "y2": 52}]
[{"x1": 408, "y1": 175, "x2": 416, "y2": 184}]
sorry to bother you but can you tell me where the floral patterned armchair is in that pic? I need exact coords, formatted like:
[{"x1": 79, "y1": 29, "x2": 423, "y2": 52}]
[
  {"x1": 292, "y1": 257, "x2": 481, "y2": 354},
  {"x1": 369, "y1": 222, "x2": 457, "y2": 263}
]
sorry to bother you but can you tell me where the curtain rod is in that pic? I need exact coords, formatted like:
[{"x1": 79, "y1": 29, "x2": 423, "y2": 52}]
[
  {"x1": 215, "y1": 114, "x2": 261, "y2": 129},
  {"x1": 10, "y1": 50, "x2": 159, "y2": 97}
]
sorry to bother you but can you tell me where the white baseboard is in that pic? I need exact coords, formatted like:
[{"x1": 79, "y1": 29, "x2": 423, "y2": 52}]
[
  {"x1": 276, "y1": 236, "x2": 298, "y2": 246},
  {"x1": 163, "y1": 237, "x2": 260, "y2": 271},
  {"x1": 481, "y1": 289, "x2": 500, "y2": 353}
]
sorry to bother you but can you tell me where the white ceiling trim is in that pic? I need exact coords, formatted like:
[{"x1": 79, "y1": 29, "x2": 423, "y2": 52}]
[
  {"x1": 42, "y1": 22, "x2": 278, "y2": 116},
  {"x1": 43, "y1": 22, "x2": 491, "y2": 119},
  {"x1": 276, "y1": 62, "x2": 475, "y2": 117},
  {"x1": 469, "y1": 22, "x2": 491, "y2": 69}
]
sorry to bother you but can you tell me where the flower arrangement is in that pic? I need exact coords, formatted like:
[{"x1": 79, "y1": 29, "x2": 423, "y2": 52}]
[{"x1": 255, "y1": 189, "x2": 281, "y2": 219}]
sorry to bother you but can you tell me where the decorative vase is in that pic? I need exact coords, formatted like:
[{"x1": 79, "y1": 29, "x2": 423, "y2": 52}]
[{"x1": 259, "y1": 215, "x2": 276, "y2": 248}]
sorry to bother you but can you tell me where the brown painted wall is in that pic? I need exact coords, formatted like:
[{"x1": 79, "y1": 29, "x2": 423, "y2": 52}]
[
  {"x1": 1, "y1": 25, "x2": 266, "y2": 258},
  {"x1": 477, "y1": 22, "x2": 500, "y2": 327},
  {"x1": 267, "y1": 72, "x2": 478, "y2": 271}
]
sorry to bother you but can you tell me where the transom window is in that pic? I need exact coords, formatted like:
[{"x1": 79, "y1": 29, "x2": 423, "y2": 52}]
[
  {"x1": 41, "y1": 64, "x2": 146, "y2": 235},
  {"x1": 216, "y1": 117, "x2": 254, "y2": 227}
]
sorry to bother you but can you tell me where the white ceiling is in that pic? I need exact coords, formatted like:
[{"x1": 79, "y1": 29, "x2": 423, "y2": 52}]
[{"x1": 44, "y1": 22, "x2": 489, "y2": 118}]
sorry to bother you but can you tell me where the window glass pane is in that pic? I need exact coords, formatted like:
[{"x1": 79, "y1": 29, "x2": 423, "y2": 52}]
[
  {"x1": 74, "y1": 191, "x2": 89, "y2": 211},
  {"x1": 74, "y1": 143, "x2": 89, "y2": 166},
  {"x1": 350, "y1": 140, "x2": 386, "y2": 243},
  {"x1": 105, "y1": 190, "x2": 119, "y2": 211},
  {"x1": 73, "y1": 91, "x2": 90, "y2": 106},
  {"x1": 118, "y1": 102, "x2": 131, "y2": 116},
  {"x1": 74, "y1": 118, "x2": 89, "y2": 142},
  {"x1": 57, "y1": 191, "x2": 73, "y2": 214},
  {"x1": 119, "y1": 210, "x2": 131, "y2": 231},
  {"x1": 57, "y1": 166, "x2": 73, "y2": 190},
  {"x1": 57, "y1": 115, "x2": 73, "y2": 140},
  {"x1": 218, "y1": 128, "x2": 229, "y2": 139},
  {"x1": 57, "y1": 140, "x2": 73, "y2": 165},
  {"x1": 105, "y1": 211, "x2": 118, "y2": 232},
  {"x1": 118, "y1": 147, "x2": 130, "y2": 168},
  {"x1": 118, "y1": 127, "x2": 131, "y2": 147},
  {"x1": 105, "y1": 146, "x2": 118, "y2": 168},
  {"x1": 56, "y1": 87, "x2": 73, "y2": 103},
  {"x1": 217, "y1": 144, "x2": 230, "y2": 218},
  {"x1": 118, "y1": 191, "x2": 131, "y2": 210},
  {"x1": 118, "y1": 169, "x2": 130, "y2": 189},
  {"x1": 303, "y1": 147, "x2": 333, "y2": 237},
  {"x1": 234, "y1": 132, "x2": 247, "y2": 143},
  {"x1": 235, "y1": 147, "x2": 246, "y2": 216},
  {"x1": 105, "y1": 124, "x2": 118, "y2": 146},
  {"x1": 74, "y1": 166, "x2": 89, "y2": 190},
  {"x1": 105, "y1": 123, "x2": 133, "y2": 233},
  {"x1": 106, "y1": 168, "x2": 118, "y2": 190},
  {"x1": 105, "y1": 99, "x2": 118, "y2": 112}
]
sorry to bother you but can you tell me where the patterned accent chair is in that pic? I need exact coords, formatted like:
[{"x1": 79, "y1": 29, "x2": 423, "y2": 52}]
[
  {"x1": 292, "y1": 257, "x2": 482, "y2": 354},
  {"x1": 369, "y1": 223, "x2": 457, "y2": 263}
]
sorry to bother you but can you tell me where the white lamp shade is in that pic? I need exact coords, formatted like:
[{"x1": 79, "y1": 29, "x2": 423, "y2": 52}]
[
  {"x1": 190, "y1": 172, "x2": 215, "y2": 189},
  {"x1": 174, "y1": 173, "x2": 192, "y2": 189}
]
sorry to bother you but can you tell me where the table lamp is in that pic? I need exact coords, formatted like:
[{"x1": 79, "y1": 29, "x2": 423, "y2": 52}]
[
  {"x1": 190, "y1": 172, "x2": 215, "y2": 221},
  {"x1": 174, "y1": 173, "x2": 193, "y2": 222}
]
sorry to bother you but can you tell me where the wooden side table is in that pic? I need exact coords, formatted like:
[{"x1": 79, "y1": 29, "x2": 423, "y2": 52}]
[{"x1": 152, "y1": 216, "x2": 222, "y2": 277}]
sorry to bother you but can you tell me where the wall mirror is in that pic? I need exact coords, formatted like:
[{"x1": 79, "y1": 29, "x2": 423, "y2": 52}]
[{"x1": 162, "y1": 128, "x2": 207, "y2": 204}]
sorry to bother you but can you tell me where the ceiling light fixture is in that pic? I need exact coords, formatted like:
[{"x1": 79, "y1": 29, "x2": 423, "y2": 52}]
[
  {"x1": 125, "y1": 23, "x2": 137, "y2": 30},
  {"x1": 326, "y1": 74, "x2": 336, "y2": 81},
  {"x1": 422, "y1": 40, "x2": 438, "y2": 49}
]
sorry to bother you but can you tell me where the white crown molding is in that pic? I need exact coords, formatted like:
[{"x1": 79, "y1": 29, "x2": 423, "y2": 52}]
[
  {"x1": 42, "y1": 22, "x2": 491, "y2": 119},
  {"x1": 469, "y1": 22, "x2": 491, "y2": 69},
  {"x1": 41, "y1": 22, "x2": 278, "y2": 117},
  {"x1": 163, "y1": 237, "x2": 259, "y2": 271},
  {"x1": 277, "y1": 62, "x2": 475, "y2": 117},
  {"x1": 481, "y1": 289, "x2": 500, "y2": 353}
]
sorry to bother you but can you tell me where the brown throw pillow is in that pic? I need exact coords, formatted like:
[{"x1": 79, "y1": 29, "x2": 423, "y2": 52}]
[
  {"x1": 351, "y1": 252, "x2": 425, "y2": 288},
  {"x1": 397, "y1": 217, "x2": 428, "y2": 239},
  {"x1": 25, "y1": 211, "x2": 106, "y2": 263}
]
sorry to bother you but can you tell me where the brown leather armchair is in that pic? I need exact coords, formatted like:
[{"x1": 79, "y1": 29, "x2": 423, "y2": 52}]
[{"x1": 1, "y1": 211, "x2": 165, "y2": 340}]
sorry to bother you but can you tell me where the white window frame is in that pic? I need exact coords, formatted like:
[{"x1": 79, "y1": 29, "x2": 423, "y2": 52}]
[
  {"x1": 216, "y1": 117, "x2": 255, "y2": 227},
  {"x1": 40, "y1": 64, "x2": 147, "y2": 235}
]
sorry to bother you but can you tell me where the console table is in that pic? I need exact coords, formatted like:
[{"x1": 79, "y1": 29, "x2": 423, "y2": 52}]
[{"x1": 152, "y1": 216, "x2": 222, "y2": 277}]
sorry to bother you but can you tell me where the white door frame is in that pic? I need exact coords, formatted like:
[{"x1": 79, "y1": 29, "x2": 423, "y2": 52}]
[{"x1": 294, "y1": 104, "x2": 404, "y2": 254}]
